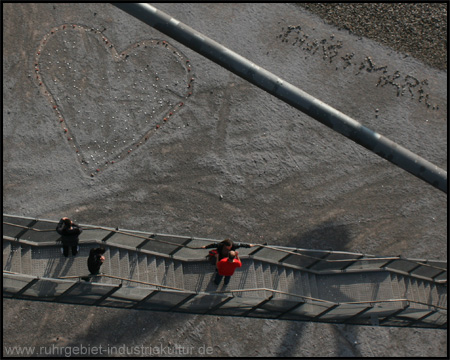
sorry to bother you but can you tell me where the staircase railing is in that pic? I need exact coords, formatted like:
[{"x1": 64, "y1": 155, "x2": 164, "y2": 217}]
[
  {"x1": 3, "y1": 270, "x2": 446, "y2": 329},
  {"x1": 3, "y1": 214, "x2": 447, "y2": 282}
]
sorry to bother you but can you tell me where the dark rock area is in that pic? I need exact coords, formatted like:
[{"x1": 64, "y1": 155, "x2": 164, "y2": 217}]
[{"x1": 299, "y1": 3, "x2": 447, "y2": 70}]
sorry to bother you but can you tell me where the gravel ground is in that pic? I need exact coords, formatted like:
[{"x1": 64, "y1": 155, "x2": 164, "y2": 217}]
[
  {"x1": 298, "y1": 3, "x2": 448, "y2": 70},
  {"x1": 3, "y1": 3, "x2": 447, "y2": 358}
]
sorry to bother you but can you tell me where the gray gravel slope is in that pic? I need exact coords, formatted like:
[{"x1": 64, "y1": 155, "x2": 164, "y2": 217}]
[{"x1": 3, "y1": 3, "x2": 447, "y2": 357}]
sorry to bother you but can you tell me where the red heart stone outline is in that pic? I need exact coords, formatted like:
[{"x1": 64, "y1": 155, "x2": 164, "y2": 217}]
[{"x1": 33, "y1": 24, "x2": 195, "y2": 176}]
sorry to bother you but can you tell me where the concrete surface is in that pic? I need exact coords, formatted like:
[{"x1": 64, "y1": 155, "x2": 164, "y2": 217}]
[{"x1": 3, "y1": 3, "x2": 447, "y2": 357}]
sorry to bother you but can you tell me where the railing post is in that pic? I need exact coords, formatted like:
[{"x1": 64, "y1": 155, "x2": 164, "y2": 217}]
[
  {"x1": 169, "y1": 238, "x2": 193, "y2": 256},
  {"x1": 15, "y1": 220, "x2": 38, "y2": 239},
  {"x1": 54, "y1": 282, "x2": 82, "y2": 301},
  {"x1": 101, "y1": 231, "x2": 116, "y2": 243},
  {"x1": 94, "y1": 283, "x2": 122, "y2": 306},
  {"x1": 343, "y1": 305, "x2": 374, "y2": 324},
  {"x1": 203, "y1": 296, "x2": 234, "y2": 314},
  {"x1": 168, "y1": 293, "x2": 197, "y2": 311},
  {"x1": 341, "y1": 255, "x2": 365, "y2": 271},
  {"x1": 276, "y1": 300, "x2": 306, "y2": 319},
  {"x1": 381, "y1": 257, "x2": 400, "y2": 269},
  {"x1": 136, "y1": 234, "x2": 155, "y2": 249},
  {"x1": 248, "y1": 245, "x2": 265, "y2": 257},
  {"x1": 130, "y1": 289, "x2": 160, "y2": 309},
  {"x1": 379, "y1": 302, "x2": 410, "y2": 324},
  {"x1": 241, "y1": 295, "x2": 274, "y2": 317},
  {"x1": 431, "y1": 269, "x2": 446, "y2": 280},
  {"x1": 279, "y1": 252, "x2": 295, "y2": 263},
  {"x1": 11, "y1": 278, "x2": 39, "y2": 298},
  {"x1": 306, "y1": 252, "x2": 331, "y2": 269},
  {"x1": 406, "y1": 309, "x2": 439, "y2": 327},
  {"x1": 312, "y1": 304, "x2": 340, "y2": 320}
]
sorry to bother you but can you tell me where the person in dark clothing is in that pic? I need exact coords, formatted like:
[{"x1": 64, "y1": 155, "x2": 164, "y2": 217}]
[
  {"x1": 87, "y1": 247, "x2": 106, "y2": 275},
  {"x1": 56, "y1": 217, "x2": 82, "y2": 257},
  {"x1": 202, "y1": 238, "x2": 255, "y2": 261}
]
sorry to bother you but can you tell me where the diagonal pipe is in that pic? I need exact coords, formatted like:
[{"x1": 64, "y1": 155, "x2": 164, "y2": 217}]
[{"x1": 113, "y1": 3, "x2": 447, "y2": 193}]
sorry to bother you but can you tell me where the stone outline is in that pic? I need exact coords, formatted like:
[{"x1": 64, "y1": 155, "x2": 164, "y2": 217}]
[
  {"x1": 278, "y1": 25, "x2": 439, "y2": 111},
  {"x1": 33, "y1": 24, "x2": 195, "y2": 176}
]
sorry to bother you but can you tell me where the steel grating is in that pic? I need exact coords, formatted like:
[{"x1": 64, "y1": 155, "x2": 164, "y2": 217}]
[
  {"x1": 2, "y1": 240, "x2": 445, "y2": 305},
  {"x1": 2, "y1": 219, "x2": 447, "y2": 329}
]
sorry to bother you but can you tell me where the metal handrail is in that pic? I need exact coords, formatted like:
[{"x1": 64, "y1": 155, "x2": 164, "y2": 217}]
[
  {"x1": 3, "y1": 218, "x2": 447, "y2": 274},
  {"x1": 2, "y1": 221, "x2": 205, "y2": 250},
  {"x1": 221, "y1": 288, "x2": 447, "y2": 310},
  {"x1": 3, "y1": 270, "x2": 447, "y2": 311},
  {"x1": 5, "y1": 237, "x2": 447, "y2": 285},
  {"x1": 262, "y1": 245, "x2": 447, "y2": 270},
  {"x1": 58, "y1": 273, "x2": 188, "y2": 292},
  {"x1": 3, "y1": 214, "x2": 447, "y2": 280}
]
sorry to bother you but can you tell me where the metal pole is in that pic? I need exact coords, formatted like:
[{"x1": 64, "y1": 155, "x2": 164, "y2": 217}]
[{"x1": 113, "y1": 3, "x2": 447, "y2": 193}]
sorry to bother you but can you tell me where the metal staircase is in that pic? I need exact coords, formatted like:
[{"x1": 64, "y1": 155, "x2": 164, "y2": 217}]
[{"x1": 3, "y1": 214, "x2": 447, "y2": 328}]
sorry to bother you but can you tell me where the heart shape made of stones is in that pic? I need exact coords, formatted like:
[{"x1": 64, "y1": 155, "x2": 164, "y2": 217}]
[{"x1": 34, "y1": 24, "x2": 194, "y2": 176}]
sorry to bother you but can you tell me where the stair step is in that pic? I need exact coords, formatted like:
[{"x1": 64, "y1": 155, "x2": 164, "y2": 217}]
[
  {"x1": 118, "y1": 249, "x2": 130, "y2": 280},
  {"x1": 8, "y1": 242, "x2": 22, "y2": 273},
  {"x1": 285, "y1": 268, "x2": 297, "y2": 294},
  {"x1": 409, "y1": 278, "x2": 421, "y2": 303},
  {"x1": 20, "y1": 244, "x2": 33, "y2": 275},
  {"x1": 146, "y1": 255, "x2": 159, "y2": 285},
  {"x1": 3, "y1": 241, "x2": 12, "y2": 271},
  {"x1": 262, "y1": 263, "x2": 273, "y2": 290},
  {"x1": 253, "y1": 261, "x2": 265, "y2": 290},
  {"x1": 390, "y1": 274, "x2": 401, "y2": 299},
  {"x1": 241, "y1": 261, "x2": 266, "y2": 298},
  {"x1": 156, "y1": 257, "x2": 176, "y2": 287},
  {"x1": 423, "y1": 282, "x2": 433, "y2": 305},
  {"x1": 291, "y1": 271, "x2": 305, "y2": 297},
  {"x1": 308, "y1": 273, "x2": 319, "y2": 299},
  {"x1": 437, "y1": 286, "x2": 447, "y2": 308},
  {"x1": 181, "y1": 260, "x2": 216, "y2": 293},
  {"x1": 397, "y1": 274, "x2": 406, "y2": 298},
  {"x1": 137, "y1": 253, "x2": 149, "y2": 283},
  {"x1": 127, "y1": 251, "x2": 140, "y2": 282},
  {"x1": 403, "y1": 277, "x2": 413, "y2": 300},
  {"x1": 166, "y1": 259, "x2": 179, "y2": 288},
  {"x1": 430, "y1": 284, "x2": 442, "y2": 307},
  {"x1": 301, "y1": 271, "x2": 312, "y2": 298},
  {"x1": 108, "y1": 248, "x2": 120, "y2": 276},
  {"x1": 271, "y1": 265, "x2": 288, "y2": 293},
  {"x1": 106, "y1": 248, "x2": 121, "y2": 285},
  {"x1": 172, "y1": 260, "x2": 184, "y2": 289},
  {"x1": 416, "y1": 280, "x2": 427, "y2": 304}
]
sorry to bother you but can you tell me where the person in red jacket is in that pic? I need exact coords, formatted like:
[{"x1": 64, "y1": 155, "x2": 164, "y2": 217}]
[{"x1": 214, "y1": 250, "x2": 242, "y2": 286}]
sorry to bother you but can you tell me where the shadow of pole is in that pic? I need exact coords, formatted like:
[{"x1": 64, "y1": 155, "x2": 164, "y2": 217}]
[{"x1": 276, "y1": 220, "x2": 357, "y2": 356}]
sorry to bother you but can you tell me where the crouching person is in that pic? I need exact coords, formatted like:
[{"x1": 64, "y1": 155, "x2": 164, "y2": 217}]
[{"x1": 87, "y1": 247, "x2": 106, "y2": 275}]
